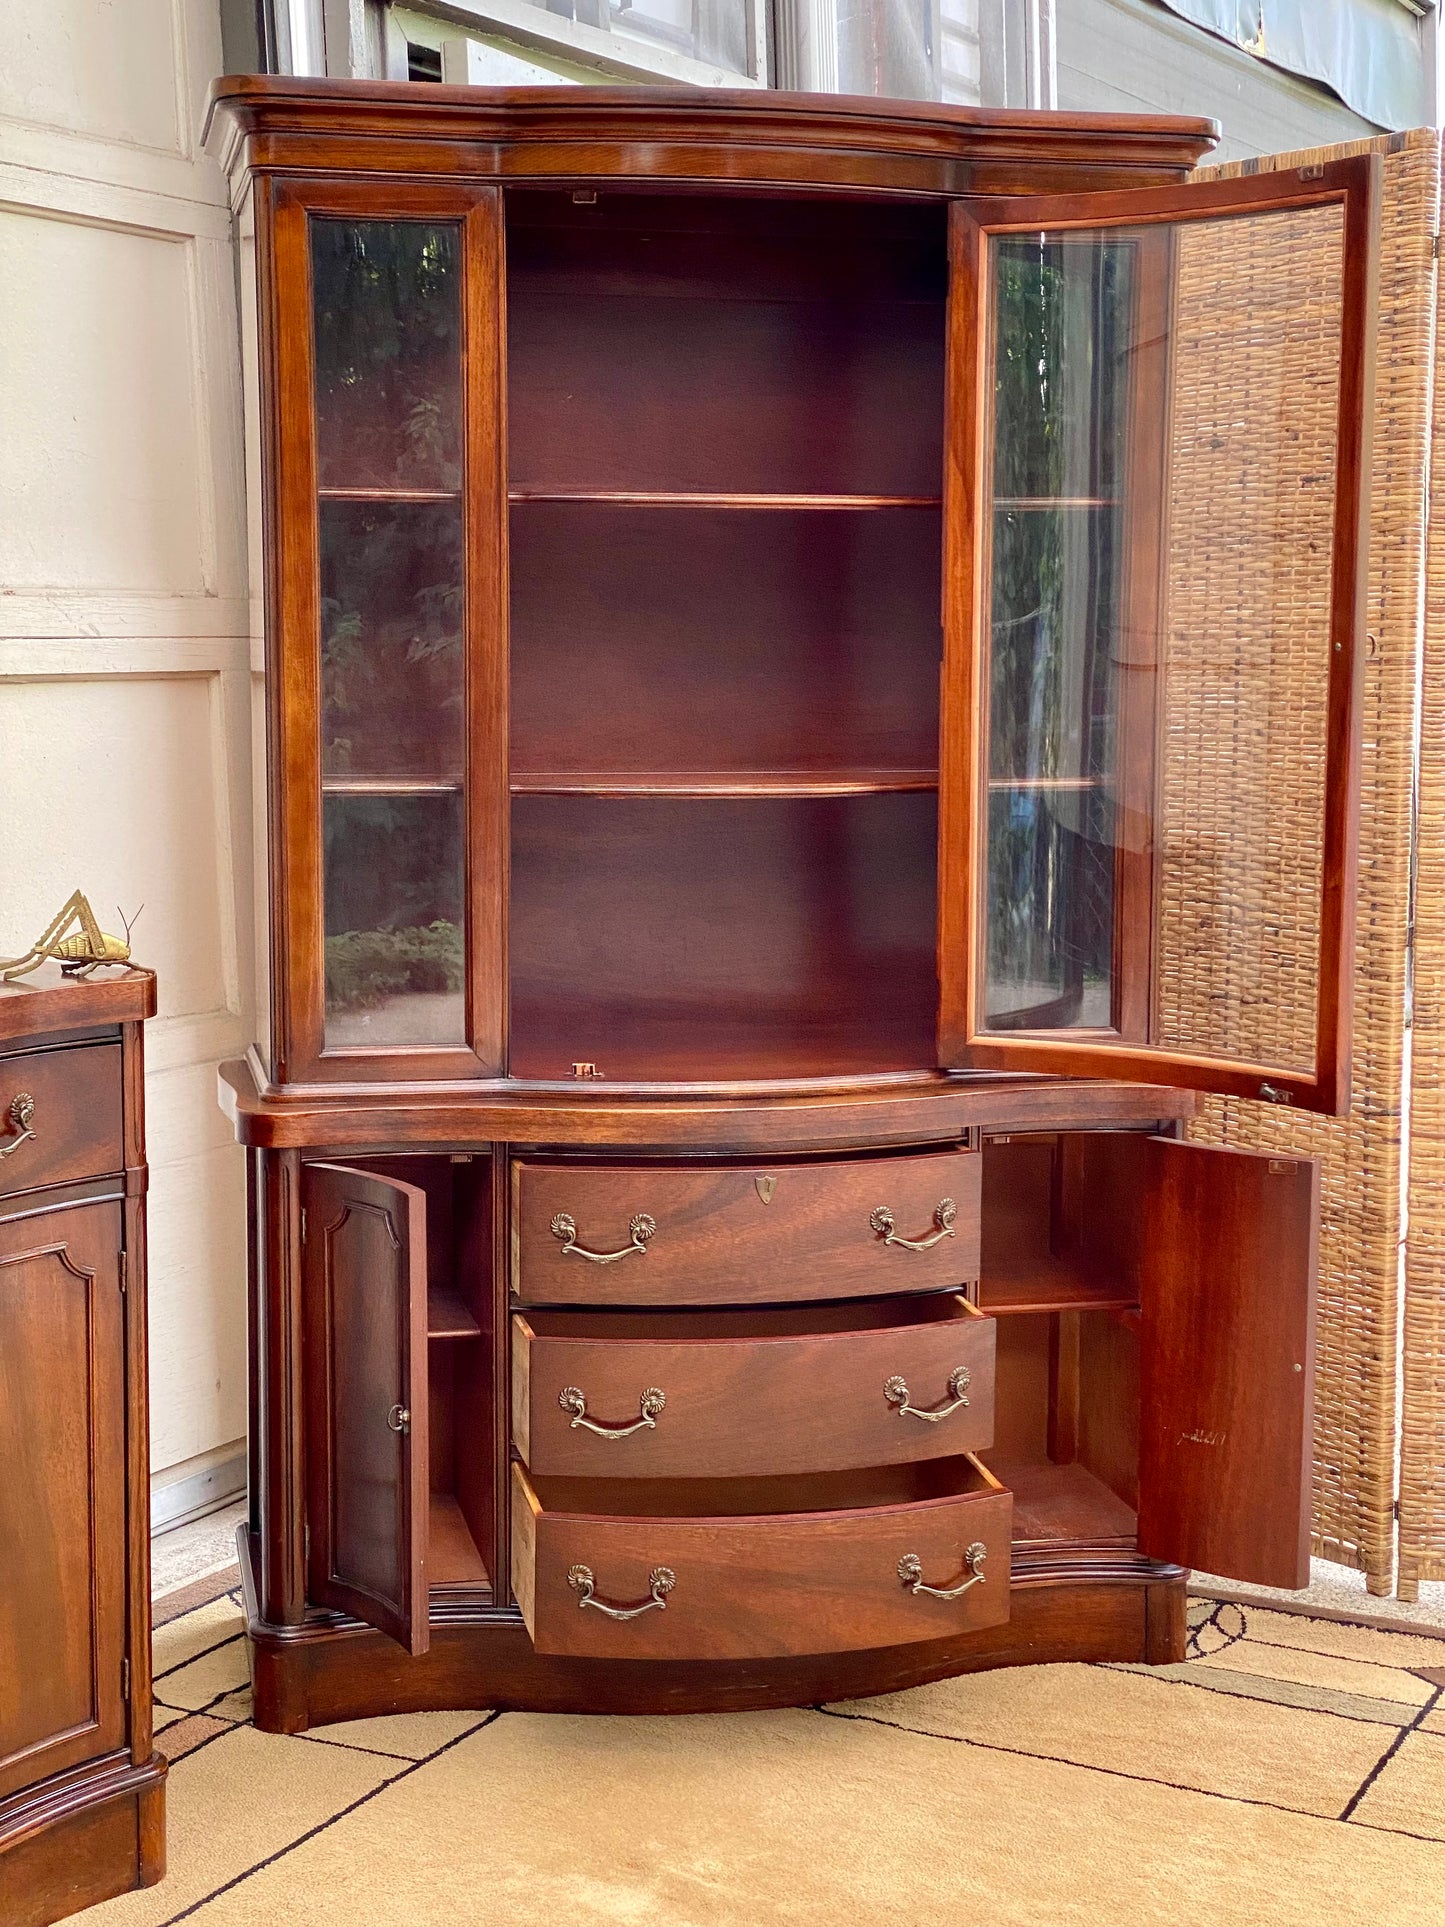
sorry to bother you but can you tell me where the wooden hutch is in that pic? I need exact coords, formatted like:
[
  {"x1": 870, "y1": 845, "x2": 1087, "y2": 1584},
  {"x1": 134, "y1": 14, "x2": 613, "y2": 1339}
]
[{"x1": 206, "y1": 80, "x2": 1375, "y2": 1728}]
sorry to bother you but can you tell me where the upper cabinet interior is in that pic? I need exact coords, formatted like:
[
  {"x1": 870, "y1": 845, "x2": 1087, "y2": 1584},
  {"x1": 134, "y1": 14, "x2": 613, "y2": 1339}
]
[
  {"x1": 229, "y1": 92, "x2": 1375, "y2": 1106},
  {"x1": 939, "y1": 159, "x2": 1378, "y2": 1114}
]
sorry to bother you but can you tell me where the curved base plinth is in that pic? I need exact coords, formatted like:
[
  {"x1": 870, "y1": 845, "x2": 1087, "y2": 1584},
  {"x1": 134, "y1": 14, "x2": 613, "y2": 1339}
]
[
  {"x1": 240, "y1": 1534, "x2": 1187, "y2": 1733},
  {"x1": 0, "y1": 1752, "x2": 166, "y2": 1927}
]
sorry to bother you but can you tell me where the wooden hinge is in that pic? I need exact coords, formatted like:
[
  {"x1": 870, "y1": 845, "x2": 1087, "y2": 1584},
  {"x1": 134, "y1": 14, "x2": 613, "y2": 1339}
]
[{"x1": 121, "y1": 1656, "x2": 130, "y2": 1701}]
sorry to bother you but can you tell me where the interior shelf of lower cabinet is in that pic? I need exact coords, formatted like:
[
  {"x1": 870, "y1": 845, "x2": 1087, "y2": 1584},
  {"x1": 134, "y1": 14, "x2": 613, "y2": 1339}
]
[
  {"x1": 984, "y1": 1457, "x2": 1137, "y2": 1547},
  {"x1": 978, "y1": 1257, "x2": 1137, "y2": 1316},
  {"x1": 429, "y1": 1494, "x2": 491, "y2": 1589},
  {"x1": 427, "y1": 1287, "x2": 481, "y2": 1340}
]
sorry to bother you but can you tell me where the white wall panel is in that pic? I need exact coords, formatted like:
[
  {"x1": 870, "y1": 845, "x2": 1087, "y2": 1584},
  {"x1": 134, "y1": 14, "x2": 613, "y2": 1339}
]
[
  {"x1": 0, "y1": 0, "x2": 251, "y2": 1501},
  {"x1": 0, "y1": 214, "x2": 208, "y2": 595}
]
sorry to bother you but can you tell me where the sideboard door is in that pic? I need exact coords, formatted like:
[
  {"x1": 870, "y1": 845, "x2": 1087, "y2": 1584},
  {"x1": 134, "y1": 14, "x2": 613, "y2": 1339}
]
[
  {"x1": 302, "y1": 1163, "x2": 430, "y2": 1654},
  {"x1": 0, "y1": 1202, "x2": 126, "y2": 1801},
  {"x1": 1136, "y1": 1138, "x2": 1318, "y2": 1588}
]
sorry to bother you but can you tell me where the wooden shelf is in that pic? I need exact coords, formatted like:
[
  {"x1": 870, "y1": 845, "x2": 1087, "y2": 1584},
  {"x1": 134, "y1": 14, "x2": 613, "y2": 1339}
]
[
  {"x1": 508, "y1": 490, "x2": 942, "y2": 511},
  {"x1": 510, "y1": 770, "x2": 939, "y2": 798},
  {"x1": 993, "y1": 497, "x2": 1118, "y2": 511},
  {"x1": 428, "y1": 1287, "x2": 481, "y2": 1340},
  {"x1": 983, "y1": 1456, "x2": 1137, "y2": 1547},
  {"x1": 323, "y1": 777, "x2": 462, "y2": 795},
  {"x1": 978, "y1": 1255, "x2": 1137, "y2": 1316},
  {"x1": 428, "y1": 1493, "x2": 490, "y2": 1587},
  {"x1": 319, "y1": 486, "x2": 460, "y2": 503}
]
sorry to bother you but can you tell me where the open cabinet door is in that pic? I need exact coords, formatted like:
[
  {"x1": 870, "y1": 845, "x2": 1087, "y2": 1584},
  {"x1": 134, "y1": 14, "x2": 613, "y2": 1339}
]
[
  {"x1": 1137, "y1": 1138, "x2": 1318, "y2": 1587},
  {"x1": 303, "y1": 1162, "x2": 430, "y2": 1654},
  {"x1": 938, "y1": 156, "x2": 1378, "y2": 1113}
]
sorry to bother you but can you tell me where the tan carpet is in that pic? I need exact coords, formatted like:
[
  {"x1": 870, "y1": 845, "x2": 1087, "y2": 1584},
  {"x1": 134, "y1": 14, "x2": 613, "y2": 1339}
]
[{"x1": 78, "y1": 1586, "x2": 1445, "y2": 1926}]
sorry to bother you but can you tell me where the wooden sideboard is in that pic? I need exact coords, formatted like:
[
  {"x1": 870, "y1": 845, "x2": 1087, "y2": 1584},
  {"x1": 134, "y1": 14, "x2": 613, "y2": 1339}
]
[
  {"x1": 0, "y1": 968, "x2": 164, "y2": 1927},
  {"x1": 204, "y1": 80, "x2": 1374, "y2": 1729}
]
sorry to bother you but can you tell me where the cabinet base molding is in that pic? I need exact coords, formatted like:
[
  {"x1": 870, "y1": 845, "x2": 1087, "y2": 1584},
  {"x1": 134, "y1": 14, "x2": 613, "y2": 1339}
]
[
  {"x1": 0, "y1": 1753, "x2": 166, "y2": 1927},
  {"x1": 238, "y1": 1528, "x2": 1186, "y2": 1732}
]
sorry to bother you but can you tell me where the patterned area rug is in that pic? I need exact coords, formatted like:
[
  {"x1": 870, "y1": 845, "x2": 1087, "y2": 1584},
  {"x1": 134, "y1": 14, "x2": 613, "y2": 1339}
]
[{"x1": 80, "y1": 1581, "x2": 1445, "y2": 1926}]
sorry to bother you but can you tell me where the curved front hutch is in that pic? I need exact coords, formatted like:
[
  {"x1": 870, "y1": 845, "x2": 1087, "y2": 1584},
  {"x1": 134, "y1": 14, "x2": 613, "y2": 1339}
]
[{"x1": 207, "y1": 79, "x2": 1375, "y2": 1729}]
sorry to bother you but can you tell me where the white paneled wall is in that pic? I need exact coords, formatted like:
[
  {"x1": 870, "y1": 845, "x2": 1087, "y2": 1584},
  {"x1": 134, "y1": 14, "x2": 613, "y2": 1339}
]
[
  {"x1": 940, "y1": 0, "x2": 982, "y2": 104},
  {"x1": 0, "y1": 0, "x2": 251, "y2": 1515}
]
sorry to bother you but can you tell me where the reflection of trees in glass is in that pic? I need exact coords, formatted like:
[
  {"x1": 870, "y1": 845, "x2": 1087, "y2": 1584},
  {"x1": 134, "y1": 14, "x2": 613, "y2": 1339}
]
[
  {"x1": 985, "y1": 789, "x2": 1113, "y2": 1024},
  {"x1": 984, "y1": 236, "x2": 1131, "y2": 1026},
  {"x1": 320, "y1": 500, "x2": 463, "y2": 775},
  {"x1": 311, "y1": 220, "x2": 462, "y2": 490},
  {"x1": 323, "y1": 795, "x2": 465, "y2": 1013}
]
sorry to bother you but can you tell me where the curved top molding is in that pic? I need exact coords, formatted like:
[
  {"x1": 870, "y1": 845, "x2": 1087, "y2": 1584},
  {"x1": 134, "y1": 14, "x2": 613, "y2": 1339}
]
[{"x1": 203, "y1": 77, "x2": 1219, "y2": 201}]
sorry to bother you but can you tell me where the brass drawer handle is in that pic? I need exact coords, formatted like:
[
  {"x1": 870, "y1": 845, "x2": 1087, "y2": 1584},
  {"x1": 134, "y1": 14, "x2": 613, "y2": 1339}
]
[
  {"x1": 0, "y1": 1093, "x2": 36, "y2": 1163},
  {"x1": 898, "y1": 1543, "x2": 987, "y2": 1600},
  {"x1": 870, "y1": 1199, "x2": 957, "y2": 1252},
  {"x1": 560, "y1": 1385, "x2": 666, "y2": 1438},
  {"x1": 568, "y1": 1563, "x2": 676, "y2": 1620},
  {"x1": 551, "y1": 1211, "x2": 656, "y2": 1264},
  {"x1": 884, "y1": 1366, "x2": 971, "y2": 1423}
]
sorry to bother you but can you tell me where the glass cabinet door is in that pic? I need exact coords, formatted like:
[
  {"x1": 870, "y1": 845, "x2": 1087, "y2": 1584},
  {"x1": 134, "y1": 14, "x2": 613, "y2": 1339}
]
[
  {"x1": 269, "y1": 184, "x2": 505, "y2": 1081},
  {"x1": 938, "y1": 157, "x2": 1377, "y2": 1113}
]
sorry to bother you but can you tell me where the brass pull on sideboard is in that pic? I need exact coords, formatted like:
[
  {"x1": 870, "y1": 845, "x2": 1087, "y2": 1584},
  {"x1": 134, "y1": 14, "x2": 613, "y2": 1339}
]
[
  {"x1": 559, "y1": 1385, "x2": 666, "y2": 1437},
  {"x1": 0, "y1": 1092, "x2": 36, "y2": 1162},
  {"x1": 550, "y1": 1211, "x2": 657, "y2": 1263},
  {"x1": 870, "y1": 1198, "x2": 957, "y2": 1251},
  {"x1": 884, "y1": 1366, "x2": 971, "y2": 1423},
  {"x1": 567, "y1": 1564, "x2": 676, "y2": 1620},
  {"x1": 897, "y1": 1544, "x2": 987, "y2": 1600},
  {"x1": 386, "y1": 1404, "x2": 411, "y2": 1435}
]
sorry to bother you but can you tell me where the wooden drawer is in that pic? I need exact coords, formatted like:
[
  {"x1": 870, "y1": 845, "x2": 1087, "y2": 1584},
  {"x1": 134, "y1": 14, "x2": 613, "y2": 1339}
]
[
  {"x1": 512, "y1": 1294, "x2": 995, "y2": 1478},
  {"x1": 511, "y1": 1149, "x2": 981, "y2": 1306},
  {"x1": 511, "y1": 1455, "x2": 1011, "y2": 1660},
  {"x1": 0, "y1": 1043, "x2": 123, "y2": 1203}
]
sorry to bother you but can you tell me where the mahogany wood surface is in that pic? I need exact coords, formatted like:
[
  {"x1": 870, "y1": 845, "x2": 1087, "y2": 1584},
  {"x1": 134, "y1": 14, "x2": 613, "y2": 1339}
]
[
  {"x1": 0, "y1": 1042, "x2": 123, "y2": 1202},
  {"x1": 1137, "y1": 1138, "x2": 1318, "y2": 1588},
  {"x1": 512, "y1": 1456, "x2": 1011, "y2": 1660},
  {"x1": 302, "y1": 1163, "x2": 431, "y2": 1655},
  {"x1": 512, "y1": 1148, "x2": 980, "y2": 1305},
  {"x1": 0, "y1": 968, "x2": 154, "y2": 1047},
  {"x1": 512, "y1": 1294, "x2": 995, "y2": 1477},
  {"x1": 0, "y1": 984, "x2": 162, "y2": 1925}
]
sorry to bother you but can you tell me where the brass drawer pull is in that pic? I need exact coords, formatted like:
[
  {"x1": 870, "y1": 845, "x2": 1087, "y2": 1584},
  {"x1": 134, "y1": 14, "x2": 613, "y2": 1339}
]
[
  {"x1": 386, "y1": 1404, "x2": 411, "y2": 1435},
  {"x1": 0, "y1": 1093, "x2": 36, "y2": 1162},
  {"x1": 568, "y1": 1563, "x2": 676, "y2": 1620},
  {"x1": 560, "y1": 1385, "x2": 666, "y2": 1437},
  {"x1": 551, "y1": 1211, "x2": 656, "y2": 1264},
  {"x1": 898, "y1": 1543, "x2": 987, "y2": 1600},
  {"x1": 870, "y1": 1199, "x2": 957, "y2": 1252},
  {"x1": 884, "y1": 1366, "x2": 971, "y2": 1423}
]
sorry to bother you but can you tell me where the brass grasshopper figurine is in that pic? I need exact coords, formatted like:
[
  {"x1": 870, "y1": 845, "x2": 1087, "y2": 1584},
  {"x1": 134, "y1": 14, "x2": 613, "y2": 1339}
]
[{"x1": 1, "y1": 891, "x2": 142, "y2": 982}]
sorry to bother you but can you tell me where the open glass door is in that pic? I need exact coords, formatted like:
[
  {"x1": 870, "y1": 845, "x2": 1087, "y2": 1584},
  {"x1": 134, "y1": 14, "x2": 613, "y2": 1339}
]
[{"x1": 938, "y1": 158, "x2": 1377, "y2": 1113}]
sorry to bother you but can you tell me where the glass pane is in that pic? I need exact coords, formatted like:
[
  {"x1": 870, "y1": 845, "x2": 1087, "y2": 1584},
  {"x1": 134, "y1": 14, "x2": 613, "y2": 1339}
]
[
  {"x1": 978, "y1": 202, "x2": 1345, "y2": 1078},
  {"x1": 320, "y1": 499, "x2": 463, "y2": 780},
  {"x1": 507, "y1": 0, "x2": 752, "y2": 75},
  {"x1": 311, "y1": 219, "x2": 462, "y2": 491},
  {"x1": 323, "y1": 794, "x2": 465, "y2": 1049}
]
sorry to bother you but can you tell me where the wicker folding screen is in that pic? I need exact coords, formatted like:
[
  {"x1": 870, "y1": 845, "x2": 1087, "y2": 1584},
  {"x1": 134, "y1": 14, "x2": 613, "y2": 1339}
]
[
  {"x1": 1182, "y1": 130, "x2": 1438, "y2": 1594},
  {"x1": 1402, "y1": 145, "x2": 1445, "y2": 1604}
]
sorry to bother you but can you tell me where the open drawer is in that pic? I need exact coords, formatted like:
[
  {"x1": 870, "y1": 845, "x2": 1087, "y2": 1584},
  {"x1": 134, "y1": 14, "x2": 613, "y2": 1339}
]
[
  {"x1": 512, "y1": 1294, "x2": 995, "y2": 1478},
  {"x1": 511, "y1": 1455, "x2": 1011, "y2": 1660}
]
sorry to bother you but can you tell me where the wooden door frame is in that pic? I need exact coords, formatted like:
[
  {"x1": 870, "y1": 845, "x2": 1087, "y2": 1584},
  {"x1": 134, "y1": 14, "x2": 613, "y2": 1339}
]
[
  {"x1": 937, "y1": 154, "x2": 1380, "y2": 1113},
  {"x1": 266, "y1": 177, "x2": 507, "y2": 1085}
]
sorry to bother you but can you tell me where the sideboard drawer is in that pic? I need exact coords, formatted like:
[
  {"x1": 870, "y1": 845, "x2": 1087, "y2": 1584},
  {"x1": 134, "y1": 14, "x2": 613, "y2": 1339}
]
[
  {"x1": 511, "y1": 1455, "x2": 1011, "y2": 1660},
  {"x1": 0, "y1": 1043, "x2": 123, "y2": 1202},
  {"x1": 513, "y1": 1294, "x2": 995, "y2": 1478},
  {"x1": 511, "y1": 1149, "x2": 981, "y2": 1306}
]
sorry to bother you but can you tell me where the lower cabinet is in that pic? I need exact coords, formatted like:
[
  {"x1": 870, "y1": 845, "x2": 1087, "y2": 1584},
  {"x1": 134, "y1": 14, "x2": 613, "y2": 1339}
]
[{"x1": 287, "y1": 1122, "x2": 1320, "y2": 1690}]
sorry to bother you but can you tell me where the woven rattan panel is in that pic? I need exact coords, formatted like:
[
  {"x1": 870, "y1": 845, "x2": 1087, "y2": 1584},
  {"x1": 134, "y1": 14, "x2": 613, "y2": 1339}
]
[
  {"x1": 1187, "y1": 131, "x2": 1437, "y2": 1594},
  {"x1": 1401, "y1": 136, "x2": 1445, "y2": 1603}
]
